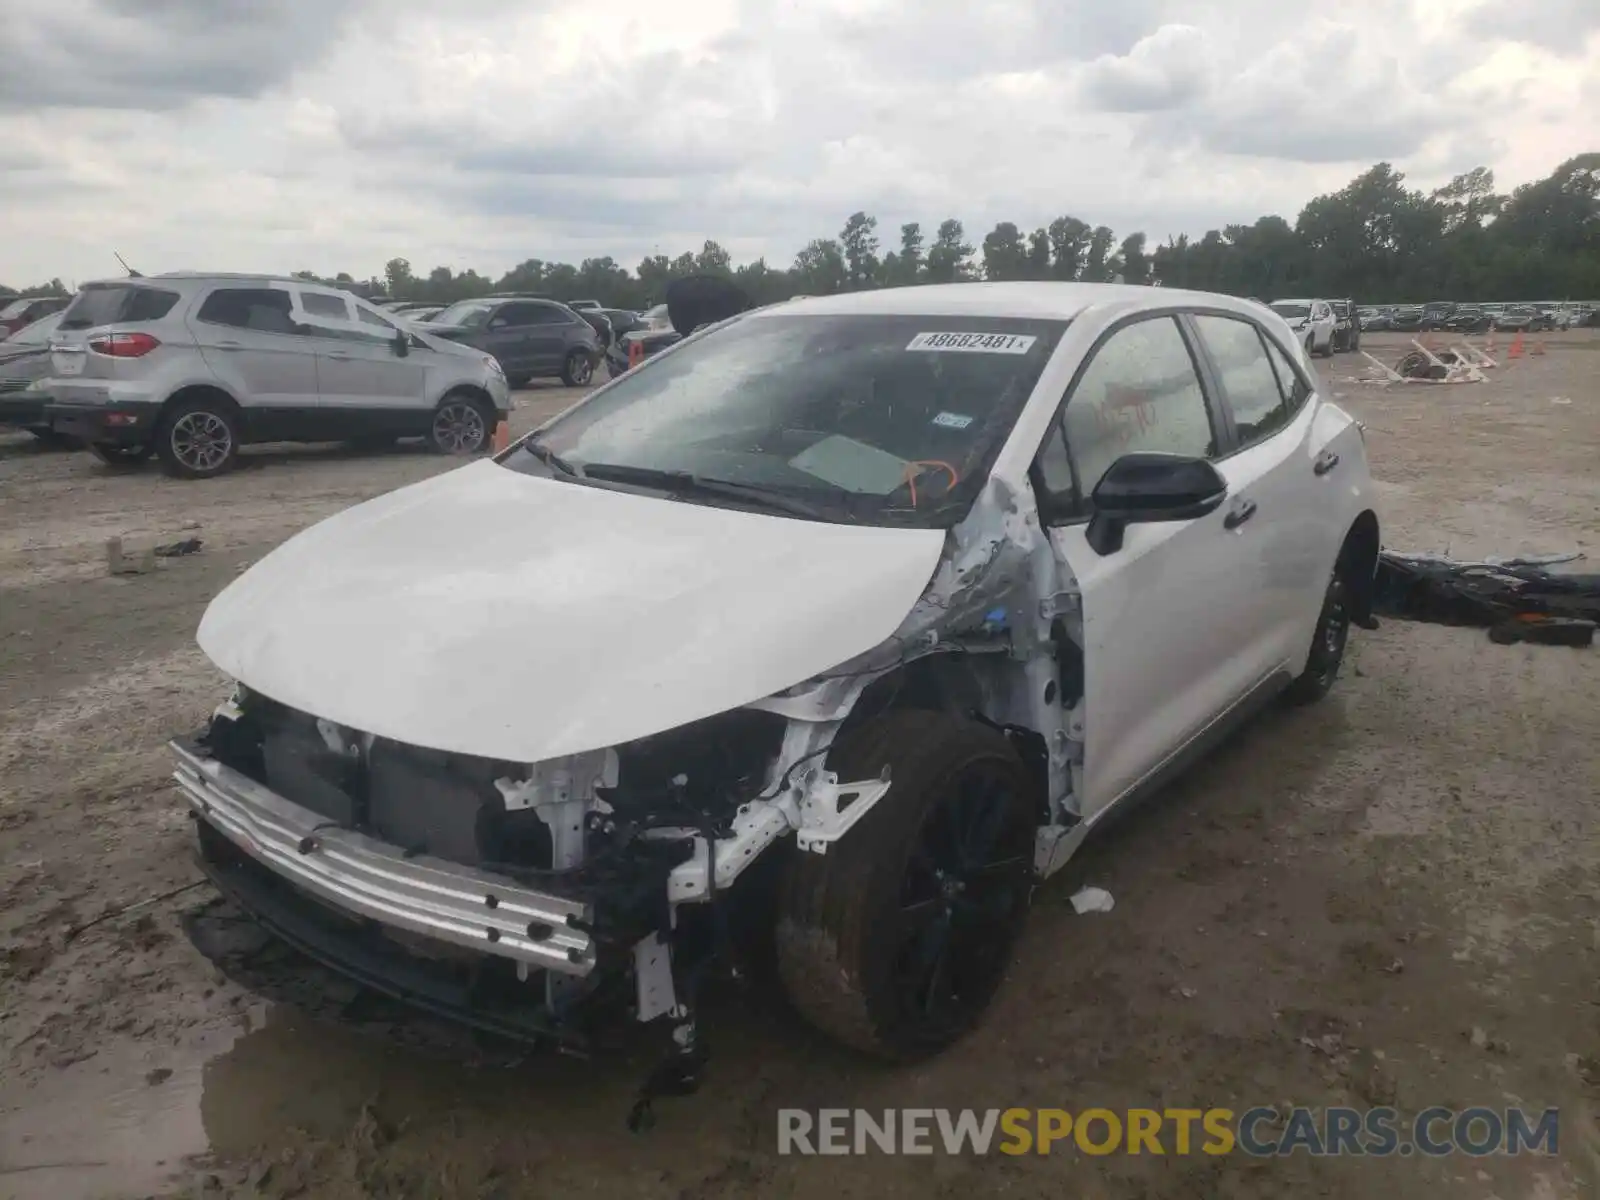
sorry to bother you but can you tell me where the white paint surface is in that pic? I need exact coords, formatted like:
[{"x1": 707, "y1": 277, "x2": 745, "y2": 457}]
[{"x1": 198, "y1": 459, "x2": 944, "y2": 762}]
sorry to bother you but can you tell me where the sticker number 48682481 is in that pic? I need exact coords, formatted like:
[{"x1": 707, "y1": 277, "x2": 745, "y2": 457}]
[{"x1": 905, "y1": 331, "x2": 1037, "y2": 354}]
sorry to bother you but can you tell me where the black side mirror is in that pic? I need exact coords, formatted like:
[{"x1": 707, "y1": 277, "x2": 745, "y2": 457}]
[
  {"x1": 393, "y1": 330, "x2": 410, "y2": 357},
  {"x1": 1085, "y1": 452, "x2": 1228, "y2": 556}
]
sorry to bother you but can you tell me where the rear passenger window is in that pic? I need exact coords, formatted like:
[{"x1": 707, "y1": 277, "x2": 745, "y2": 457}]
[
  {"x1": 1192, "y1": 315, "x2": 1289, "y2": 446},
  {"x1": 1052, "y1": 315, "x2": 1218, "y2": 512},
  {"x1": 197, "y1": 288, "x2": 300, "y2": 335},
  {"x1": 1262, "y1": 335, "x2": 1312, "y2": 417},
  {"x1": 300, "y1": 292, "x2": 352, "y2": 319}
]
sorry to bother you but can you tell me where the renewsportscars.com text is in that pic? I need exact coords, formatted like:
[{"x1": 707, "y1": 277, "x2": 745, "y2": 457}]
[{"x1": 777, "y1": 1107, "x2": 1560, "y2": 1157}]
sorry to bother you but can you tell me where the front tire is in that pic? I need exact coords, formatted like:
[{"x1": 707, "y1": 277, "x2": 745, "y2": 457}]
[
  {"x1": 561, "y1": 350, "x2": 594, "y2": 388},
  {"x1": 427, "y1": 392, "x2": 493, "y2": 455},
  {"x1": 1285, "y1": 564, "x2": 1351, "y2": 706},
  {"x1": 775, "y1": 710, "x2": 1038, "y2": 1061},
  {"x1": 156, "y1": 398, "x2": 240, "y2": 479}
]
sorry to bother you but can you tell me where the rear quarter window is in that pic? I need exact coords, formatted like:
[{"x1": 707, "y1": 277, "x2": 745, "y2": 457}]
[{"x1": 60, "y1": 285, "x2": 180, "y2": 329}]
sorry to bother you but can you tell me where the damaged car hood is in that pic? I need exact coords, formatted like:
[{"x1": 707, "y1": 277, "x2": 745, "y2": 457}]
[{"x1": 197, "y1": 460, "x2": 946, "y2": 763}]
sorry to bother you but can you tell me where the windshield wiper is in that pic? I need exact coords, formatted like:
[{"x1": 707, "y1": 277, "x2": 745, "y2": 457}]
[
  {"x1": 520, "y1": 438, "x2": 583, "y2": 477},
  {"x1": 577, "y1": 463, "x2": 837, "y2": 521}
]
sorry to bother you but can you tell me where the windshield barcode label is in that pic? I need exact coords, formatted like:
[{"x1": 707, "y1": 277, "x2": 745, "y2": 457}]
[{"x1": 906, "y1": 332, "x2": 1037, "y2": 354}]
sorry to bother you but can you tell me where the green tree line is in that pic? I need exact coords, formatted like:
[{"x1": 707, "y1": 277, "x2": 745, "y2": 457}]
[{"x1": 6, "y1": 155, "x2": 1596, "y2": 307}]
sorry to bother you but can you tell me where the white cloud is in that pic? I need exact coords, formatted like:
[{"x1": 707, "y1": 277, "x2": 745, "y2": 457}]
[
  {"x1": 1080, "y1": 24, "x2": 1212, "y2": 112},
  {"x1": 0, "y1": 0, "x2": 1597, "y2": 286}
]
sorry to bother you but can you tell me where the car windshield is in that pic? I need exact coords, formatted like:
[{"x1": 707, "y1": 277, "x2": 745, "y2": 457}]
[
  {"x1": 507, "y1": 312, "x2": 1069, "y2": 529},
  {"x1": 5, "y1": 312, "x2": 62, "y2": 345},
  {"x1": 427, "y1": 300, "x2": 497, "y2": 328},
  {"x1": 0, "y1": 299, "x2": 31, "y2": 320},
  {"x1": 1270, "y1": 302, "x2": 1310, "y2": 319}
]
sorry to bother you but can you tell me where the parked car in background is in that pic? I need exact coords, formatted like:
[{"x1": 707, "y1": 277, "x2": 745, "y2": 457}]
[
  {"x1": 1330, "y1": 300, "x2": 1361, "y2": 352},
  {"x1": 171, "y1": 281, "x2": 1379, "y2": 1075},
  {"x1": 1358, "y1": 307, "x2": 1392, "y2": 332},
  {"x1": 0, "y1": 294, "x2": 72, "y2": 338},
  {"x1": 41, "y1": 273, "x2": 510, "y2": 478},
  {"x1": 418, "y1": 296, "x2": 601, "y2": 387},
  {"x1": 641, "y1": 303, "x2": 673, "y2": 331},
  {"x1": 0, "y1": 310, "x2": 74, "y2": 445},
  {"x1": 566, "y1": 299, "x2": 602, "y2": 312},
  {"x1": 1268, "y1": 298, "x2": 1336, "y2": 356},
  {"x1": 1420, "y1": 302, "x2": 1455, "y2": 331},
  {"x1": 1491, "y1": 305, "x2": 1550, "y2": 333},
  {"x1": 394, "y1": 304, "x2": 445, "y2": 323},
  {"x1": 606, "y1": 326, "x2": 682, "y2": 377},
  {"x1": 1443, "y1": 305, "x2": 1491, "y2": 333},
  {"x1": 1389, "y1": 306, "x2": 1426, "y2": 332}
]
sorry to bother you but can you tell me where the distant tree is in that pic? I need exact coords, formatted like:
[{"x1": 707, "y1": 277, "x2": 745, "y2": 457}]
[
  {"x1": 1025, "y1": 228, "x2": 1052, "y2": 279},
  {"x1": 1047, "y1": 217, "x2": 1091, "y2": 280},
  {"x1": 792, "y1": 238, "x2": 847, "y2": 294},
  {"x1": 1117, "y1": 232, "x2": 1149, "y2": 285},
  {"x1": 839, "y1": 212, "x2": 880, "y2": 290},
  {"x1": 695, "y1": 240, "x2": 733, "y2": 276},
  {"x1": 1083, "y1": 226, "x2": 1117, "y2": 282},
  {"x1": 895, "y1": 222, "x2": 925, "y2": 285},
  {"x1": 925, "y1": 219, "x2": 974, "y2": 282},
  {"x1": 384, "y1": 257, "x2": 415, "y2": 297},
  {"x1": 981, "y1": 222, "x2": 1029, "y2": 281}
]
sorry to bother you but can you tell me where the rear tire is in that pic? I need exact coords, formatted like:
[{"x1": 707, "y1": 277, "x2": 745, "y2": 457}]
[
  {"x1": 89, "y1": 441, "x2": 154, "y2": 468},
  {"x1": 427, "y1": 392, "x2": 494, "y2": 455},
  {"x1": 156, "y1": 397, "x2": 240, "y2": 479},
  {"x1": 775, "y1": 710, "x2": 1037, "y2": 1060},
  {"x1": 1285, "y1": 563, "x2": 1351, "y2": 706},
  {"x1": 561, "y1": 351, "x2": 594, "y2": 388}
]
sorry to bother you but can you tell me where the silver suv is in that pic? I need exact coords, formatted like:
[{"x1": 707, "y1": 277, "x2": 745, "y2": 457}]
[{"x1": 42, "y1": 273, "x2": 512, "y2": 478}]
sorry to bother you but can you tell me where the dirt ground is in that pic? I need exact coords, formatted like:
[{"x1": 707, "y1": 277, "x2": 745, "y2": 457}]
[{"x1": 1, "y1": 335, "x2": 1596, "y2": 1200}]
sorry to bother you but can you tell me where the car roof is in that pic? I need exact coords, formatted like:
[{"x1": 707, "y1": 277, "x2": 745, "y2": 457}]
[{"x1": 751, "y1": 282, "x2": 1271, "y2": 322}]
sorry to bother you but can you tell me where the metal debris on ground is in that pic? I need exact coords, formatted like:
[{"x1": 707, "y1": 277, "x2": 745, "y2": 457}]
[
  {"x1": 1351, "y1": 339, "x2": 1494, "y2": 387},
  {"x1": 1374, "y1": 550, "x2": 1599, "y2": 647},
  {"x1": 154, "y1": 537, "x2": 203, "y2": 558}
]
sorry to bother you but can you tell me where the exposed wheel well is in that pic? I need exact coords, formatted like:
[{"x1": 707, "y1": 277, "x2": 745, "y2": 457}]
[
  {"x1": 837, "y1": 653, "x2": 1051, "y2": 819},
  {"x1": 438, "y1": 384, "x2": 494, "y2": 412},
  {"x1": 1340, "y1": 509, "x2": 1380, "y2": 623},
  {"x1": 159, "y1": 384, "x2": 241, "y2": 428}
]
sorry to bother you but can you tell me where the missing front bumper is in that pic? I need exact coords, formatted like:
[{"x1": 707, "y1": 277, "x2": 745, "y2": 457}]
[{"x1": 170, "y1": 739, "x2": 596, "y2": 976}]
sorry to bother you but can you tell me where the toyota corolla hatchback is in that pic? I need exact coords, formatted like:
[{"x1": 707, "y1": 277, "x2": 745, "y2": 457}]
[{"x1": 173, "y1": 283, "x2": 1379, "y2": 1088}]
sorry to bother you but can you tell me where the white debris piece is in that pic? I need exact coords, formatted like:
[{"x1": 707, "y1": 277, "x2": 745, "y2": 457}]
[{"x1": 1070, "y1": 886, "x2": 1115, "y2": 915}]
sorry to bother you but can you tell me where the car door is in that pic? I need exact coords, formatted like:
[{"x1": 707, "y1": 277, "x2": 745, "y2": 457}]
[
  {"x1": 293, "y1": 288, "x2": 428, "y2": 433},
  {"x1": 518, "y1": 302, "x2": 576, "y2": 373},
  {"x1": 1186, "y1": 312, "x2": 1345, "y2": 675},
  {"x1": 190, "y1": 285, "x2": 320, "y2": 434},
  {"x1": 1033, "y1": 312, "x2": 1262, "y2": 820},
  {"x1": 480, "y1": 302, "x2": 543, "y2": 375}
]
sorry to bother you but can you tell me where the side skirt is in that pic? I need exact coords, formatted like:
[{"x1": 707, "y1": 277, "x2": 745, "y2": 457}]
[{"x1": 1035, "y1": 668, "x2": 1295, "y2": 879}]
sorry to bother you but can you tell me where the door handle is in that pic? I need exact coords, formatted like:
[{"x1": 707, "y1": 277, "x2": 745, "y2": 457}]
[
  {"x1": 216, "y1": 340, "x2": 242, "y2": 350},
  {"x1": 1223, "y1": 499, "x2": 1257, "y2": 530},
  {"x1": 1313, "y1": 451, "x2": 1340, "y2": 476},
  {"x1": 326, "y1": 352, "x2": 351, "y2": 360}
]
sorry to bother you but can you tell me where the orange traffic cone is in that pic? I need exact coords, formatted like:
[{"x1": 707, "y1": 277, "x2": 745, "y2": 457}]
[
  {"x1": 491, "y1": 418, "x2": 510, "y2": 452},
  {"x1": 627, "y1": 339, "x2": 644, "y2": 371},
  {"x1": 1507, "y1": 330, "x2": 1525, "y2": 359}
]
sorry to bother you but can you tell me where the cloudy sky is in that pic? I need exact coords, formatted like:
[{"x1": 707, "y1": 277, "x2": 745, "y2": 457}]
[{"x1": 2, "y1": 0, "x2": 1597, "y2": 287}]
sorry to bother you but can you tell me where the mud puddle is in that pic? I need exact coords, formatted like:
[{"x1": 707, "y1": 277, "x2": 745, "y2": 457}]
[{"x1": 0, "y1": 1015, "x2": 264, "y2": 1199}]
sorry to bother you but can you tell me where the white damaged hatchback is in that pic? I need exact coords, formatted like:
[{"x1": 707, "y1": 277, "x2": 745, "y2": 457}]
[{"x1": 174, "y1": 282, "x2": 1380, "y2": 1118}]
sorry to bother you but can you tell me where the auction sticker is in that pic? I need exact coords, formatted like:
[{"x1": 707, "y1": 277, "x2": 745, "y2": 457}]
[{"x1": 906, "y1": 331, "x2": 1037, "y2": 354}]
